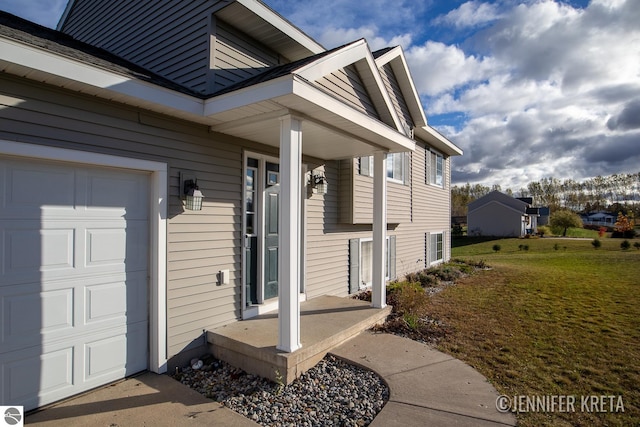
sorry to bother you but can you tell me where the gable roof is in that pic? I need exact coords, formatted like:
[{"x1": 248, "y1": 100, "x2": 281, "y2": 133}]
[{"x1": 468, "y1": 190, "x2": 529, "y2": 214}]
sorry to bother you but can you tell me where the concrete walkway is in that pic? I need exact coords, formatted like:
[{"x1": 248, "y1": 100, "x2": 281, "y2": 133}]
[
  {"x1": 331, "y1": 331, "x2": 516, "y2": 426},
  {"x1": 27, "y1": 332, "x2": 516, "y2": 426}
]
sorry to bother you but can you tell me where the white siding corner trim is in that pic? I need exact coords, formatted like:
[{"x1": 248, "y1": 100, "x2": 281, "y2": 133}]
[{"x1": 0, "y1": 139, "x2": 168, "y2": 374}]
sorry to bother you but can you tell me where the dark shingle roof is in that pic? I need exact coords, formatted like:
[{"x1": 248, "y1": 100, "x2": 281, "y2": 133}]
[{"x1": 0, "y1": 11, "x2": 203, "y2": 98}]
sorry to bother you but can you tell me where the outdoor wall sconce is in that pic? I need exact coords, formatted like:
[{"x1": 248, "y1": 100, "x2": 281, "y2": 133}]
[
  {"x1": 309, "y1": 171, "x2": 328, "y2": 195},
  {"x1": 183, "y1": 178, "x2": 204, "y2": 211}
]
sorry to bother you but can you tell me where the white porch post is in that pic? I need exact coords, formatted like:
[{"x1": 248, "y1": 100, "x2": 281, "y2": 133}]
[
  {"x1": 372, "y1": 151, "x2": 387, "y2": 309},
  {"x1": 277, "y1": 115, "x2": 302, "y2": 352}
]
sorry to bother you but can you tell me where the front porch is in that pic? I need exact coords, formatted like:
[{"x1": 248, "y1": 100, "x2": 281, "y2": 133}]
[{"x1": 207, "y1": 295, "x2": 391, "y2": 385}]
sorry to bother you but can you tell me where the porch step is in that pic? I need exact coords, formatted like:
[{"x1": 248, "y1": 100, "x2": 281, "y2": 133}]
[{"x1": 207, "y1": 295, "x2": 392, "y2": 384}]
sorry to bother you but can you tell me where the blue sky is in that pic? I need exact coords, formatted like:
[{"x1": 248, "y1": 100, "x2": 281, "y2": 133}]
[{"x1": 1, "y1": 0, "x2": 638, "y2": 191}]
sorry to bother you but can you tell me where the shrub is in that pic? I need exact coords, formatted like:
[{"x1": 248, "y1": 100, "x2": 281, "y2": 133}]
[
  {"x1": 621, "y1": 240, "x2": 631, "y2": 250},
  {"x1": 427, "y1": 264, "x2": 463, "y2": 282},
  {"x1": 537, "y1": 225, "x2": 551, "y2": 237},
  {"x1": 634, "y1": 242, "x2": 640, "y2": 251},
  {"x1": 492, "y1": 244, "x2": 501, "y2": 253},
  {"x1": 598, "y1": 227, "x2": 607, "y2": 238},
  {"x1": 386, "y1": 281, "x2": 429, "y2": 330},
  {"x1": 523, "y1": 244, "x2": 529, "y2": 251},
  {"x1": 592, "y1": 238, "x2": 602, "y2": 249},
  {"x1": 452, "y1": 224, "x2": 464, "y2": 236},
  {"x1": 553, "y1": 243, "x2": 560, "y2": 251}
]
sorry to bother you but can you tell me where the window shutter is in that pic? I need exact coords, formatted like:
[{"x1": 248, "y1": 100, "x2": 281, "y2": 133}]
[
  {"x1": 388, "y1": 235, "x2": 396, "y2": 280},
  {"x1": 425, "y1": 232, "x2": 431, "y2": 265},
  {"x1": 403, "y1": 153, "x2": 410, "y2": 186},
  {"x1": 425, "y1": 151, "x2": 431, "y2": 185},
  {"x1": 359, "y1": 156, "x2": 370, "y2": 176},
  {"x1": 349, "y1": 238, "x2": 360, "y2": 294},
  {"x1": 444, "y1": 230, "x2": 450, "y2": 261}
]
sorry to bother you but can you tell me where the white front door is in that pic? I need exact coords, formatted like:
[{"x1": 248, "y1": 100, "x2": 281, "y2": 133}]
[{"x1": 0, "y1": 156, "x2": 150, "y2": 410}]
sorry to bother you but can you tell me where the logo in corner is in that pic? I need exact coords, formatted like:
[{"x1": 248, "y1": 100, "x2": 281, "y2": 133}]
[{"x1": 2, "y1": 406, "x2": 24, "y2": 427}]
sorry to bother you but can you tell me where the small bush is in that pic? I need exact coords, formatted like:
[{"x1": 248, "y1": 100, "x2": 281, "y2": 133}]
[
  {"x1": 621, "y1": 240, "x2": 631, "y2": 250},
  {"x1": 634, "y1": 242, "x2": 640, "y2": 250},
  {"x1": 386, "y1": 281, "x2": 429, "y2": 330},
  {"x1": 537, "y1": 226, "x2": 551, "y2": 237},
  {"x1": 553, "y1": 243, "x2": 560, "y2": 251},
  {"x1": 492, "y1": 244, "x2": 501, "y2": 253},
  {"x1": 427, "y1": 264, "x2": 463, "y2": 282},
  {"x1": 523, "y1": 244, "x2": 529, "y2": 251},
  {"x1": 592, "y1": 238, "x2": 602, "y2": 249}
]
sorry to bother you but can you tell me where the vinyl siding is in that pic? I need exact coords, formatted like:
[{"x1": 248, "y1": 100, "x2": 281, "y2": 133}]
[
  {"x1": 0, "y1": 75, "x2": 251, "y2": 358},
  {"x1": 346, "y1": 158, "x2": 411, "y2": 224},
  {"x1": 313, "y1": 66, "x2": 380, "y2": 119},
  {"x1": 379, "y1": 63, "x2": 413, "y2": 131},
  {"x1": 212, "y1": 20, "x2": 282, "y2": 93},
  {"x1": 60, "y1": 0, "x2": 223, "y2": 94}
]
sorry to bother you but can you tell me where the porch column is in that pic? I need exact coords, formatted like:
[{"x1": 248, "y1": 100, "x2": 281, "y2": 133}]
[
  {"x1": 277, "y1": 115, "x2": 302, "y2": 352},
  {"x1": 372, "y1": 151, "x2": 387, "y2": 309}
]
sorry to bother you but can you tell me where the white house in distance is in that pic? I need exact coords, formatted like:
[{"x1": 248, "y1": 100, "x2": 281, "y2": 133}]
[
  {"x1": 467, "y1": 191, "x2": 540, "y2": 237},
  {"x1": 0, "y1": 0, "x2": 462, "y2": 410}
]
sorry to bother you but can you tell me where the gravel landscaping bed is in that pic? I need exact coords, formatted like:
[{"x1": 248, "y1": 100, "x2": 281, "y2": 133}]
[{"x1": 172, "y1": 354, "x2": 389, "y2": 426}]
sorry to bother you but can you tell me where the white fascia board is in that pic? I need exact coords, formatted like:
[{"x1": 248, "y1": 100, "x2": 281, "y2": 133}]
[
  {"x1": 375, "y1": 46, "x2": 427, "y2": 127},
  {"x1": 0, "y1": 37, "x2": 204, "y2": 117},
  {"x1": 294, "y1": 40, "x2": 367, "y2": 82},
  {"x1": 415, "y1": 125, "x2": 463, "y2": 156},
  {"x1": 292, "y1": 77, "x2": 415, "y2": 153},
  {"x1": 236, "y1": 0, "x2": 324, "y2": 54},
  {"x1": 203, "y1": 75, "x2": 294, "y2": 116}
]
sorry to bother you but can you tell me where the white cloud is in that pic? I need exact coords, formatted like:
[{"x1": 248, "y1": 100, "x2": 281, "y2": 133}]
[
  {"x1": 405, "y1": 41, "x2": 498, "y2": 96},
  {"x1": 433, "y1": 0, "x2": 502, "y2": 29}
]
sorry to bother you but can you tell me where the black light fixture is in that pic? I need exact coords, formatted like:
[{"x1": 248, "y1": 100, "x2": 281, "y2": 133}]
[
  {"x1": 183, "y1": 179, "x2": 204, "y2": 211},
  {"x1": 309, "y1": 171, "x2": 328, "y2": 195}
]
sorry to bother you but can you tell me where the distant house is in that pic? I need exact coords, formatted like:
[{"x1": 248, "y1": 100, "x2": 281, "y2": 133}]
[
  {"x1": 467, "y1": 191, "x2": 539, "y2": 237},
  {"x1": 581, "y1": 212, "x2": 617, "y2": 227},
  {"x1": 0, "y1": 0, "x2": 462, "y2": 411}
]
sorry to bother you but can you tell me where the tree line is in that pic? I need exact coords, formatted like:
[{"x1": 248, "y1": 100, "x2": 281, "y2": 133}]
[{"x1": 452, "y1": 173, "x2": 640, "y2": 217}]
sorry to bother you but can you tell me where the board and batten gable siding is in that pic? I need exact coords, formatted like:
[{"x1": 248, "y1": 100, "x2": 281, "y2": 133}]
[
  {"x1": 0, "y1": 75, "x2": 249, "y2": 360},
  {"x1": 60, "y1": 0, "x2": 226, "y2": 94},
  {"x1": 312, "y1": 66, "x2": 380, "y2": 119},
  {"x1": 378, "y1": 63, "x2": 413, "y2": 131},
  {"x1": 212, "y1": 20, "x2": 283, "y2": 93}
]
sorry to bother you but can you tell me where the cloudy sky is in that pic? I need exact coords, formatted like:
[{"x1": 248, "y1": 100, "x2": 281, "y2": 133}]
[{"x1": 2, "y1": 0, "x2": 639, "y2": 191}]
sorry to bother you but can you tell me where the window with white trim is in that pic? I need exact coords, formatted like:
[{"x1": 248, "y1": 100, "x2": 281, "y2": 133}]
[
  {"x1": 426, "y1": 150, "x2": 444, "y2": 187},
  {"x1": 358, "y1": 154, "x2": 406, "y2": 184},
  {"x1": 349, "y1": 236, "x2": 396, "y2": 292},
  {"x1": 387, "y1": 153, "x2": 404, "y2": 183},
  {"x1": 429, "y1": 232, "x2": 443, "y2": 264}
]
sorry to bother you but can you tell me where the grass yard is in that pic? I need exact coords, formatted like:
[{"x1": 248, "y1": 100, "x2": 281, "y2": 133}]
[{"x1": 428, "y1": 237, "x2": 640, "y2": 426}]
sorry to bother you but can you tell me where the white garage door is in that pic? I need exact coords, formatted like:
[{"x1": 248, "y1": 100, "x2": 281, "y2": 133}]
[{"x1": 0, "y1": 156, "x2": 149, "y2": 411}]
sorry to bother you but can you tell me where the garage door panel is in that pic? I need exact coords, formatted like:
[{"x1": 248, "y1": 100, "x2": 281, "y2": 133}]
[
  {"x1": 0, "y1": 161, "x2": 76, "y2": 219},
  {"x1": 84, "y1": 321, "x2": 148, "y2": 383},
  {"x1": 1, "y1": 344, "x2": 74, "y2": 411},
  {"x1": 2, "y1": 226, "x2": 74, "y2": 276},
  {"x1": 2, "y1": 287, "x2": 73, "y2": 345},
  {"x1": 85, "y1": 173, "x2": 149, "y2": 220}
]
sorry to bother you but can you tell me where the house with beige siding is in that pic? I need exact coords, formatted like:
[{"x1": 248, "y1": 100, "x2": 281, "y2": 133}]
[{"x1": 0, "y1": 0, "x2": 461, "y2": 411}]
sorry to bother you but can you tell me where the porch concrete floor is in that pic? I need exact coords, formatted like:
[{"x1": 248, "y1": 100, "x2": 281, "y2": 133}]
[{"x1": 207, "y1": 295, "x2": 391, "y2": 384}]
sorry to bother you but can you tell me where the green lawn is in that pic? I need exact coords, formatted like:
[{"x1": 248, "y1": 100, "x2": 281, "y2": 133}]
[{"x1": 428, "y1": 237, "x2": 640, "y2": 426}]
